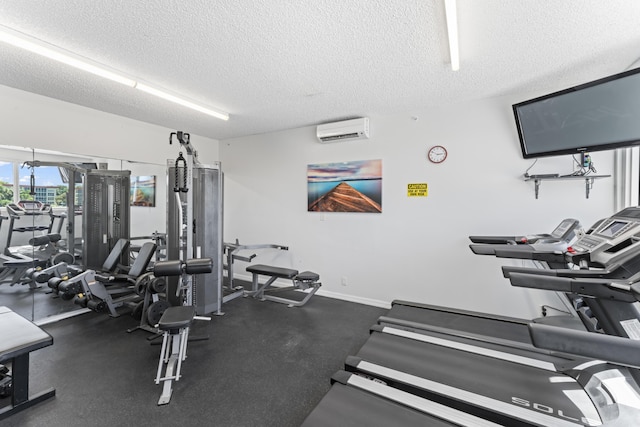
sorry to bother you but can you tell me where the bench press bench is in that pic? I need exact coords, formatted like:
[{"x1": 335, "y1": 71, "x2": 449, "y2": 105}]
[
  {"x1": 0, "y1": 306, "x2": 55, "y2": 420},
  {"x1": 245, "y1": 264, "x2": 321, "y2": 307}
]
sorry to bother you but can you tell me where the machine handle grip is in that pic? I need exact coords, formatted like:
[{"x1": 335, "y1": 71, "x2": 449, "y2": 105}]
[{"x1": 529, "y1": 323, "x2": 640, "y2": 369}]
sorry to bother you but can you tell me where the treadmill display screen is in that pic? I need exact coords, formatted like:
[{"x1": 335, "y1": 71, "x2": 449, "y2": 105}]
[
  {"x1": 599, "y1": 221, "x2": 627, "y2": 237},
  {"x1": 18, "y1": 200, "x2": 42, "y2": 210},
  {"x1": 551, "y1": 219, "x2": 574, "y2": 239}
]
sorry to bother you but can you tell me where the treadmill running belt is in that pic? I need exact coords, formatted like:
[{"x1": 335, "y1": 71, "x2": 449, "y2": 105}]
[
  {"x1": 352, "y1": 331, "x2": 602, "y2": 426},
  {"x1": 300, "y1": 382, "x2": 454, "y2": 427},
  {"x1": 388, "y1": 302, "x2": 531, "y2": 344}
]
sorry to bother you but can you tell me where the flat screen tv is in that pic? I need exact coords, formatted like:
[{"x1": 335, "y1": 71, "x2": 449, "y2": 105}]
[{"x1": 513, "y1": 67, "x2": 640, "y2": 159}]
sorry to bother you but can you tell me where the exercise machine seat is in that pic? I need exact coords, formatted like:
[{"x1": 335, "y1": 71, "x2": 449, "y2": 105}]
[
  {"x1": 246, "y1": 264, "x2": 298, "y2": 279},
  {"x1": 158, "y1": 306, "x2": 195, "y2": 332},
  {"x1": 155, "y1": 305, "x2": 196, "y2": 405},
  {"x1": 101, "y1": 238, "x2": 130, "y2": 272},
  {"x1": 0, "y1": 307, "x2": 55, "y2": 419},
  {"x1": 296, "y1": 271, "x2": 320, "y2": 282}
]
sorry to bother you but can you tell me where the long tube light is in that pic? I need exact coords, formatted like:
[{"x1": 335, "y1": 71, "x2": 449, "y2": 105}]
[
  {"x1": 135, "y1": 83, "x2": 229, "y2": 121},
  {"x1": 444, "y1": 0, "x2": 460, "y2": 71},
  {"x1": 0, "y1": 26, "x2": 136, "y2": 87},
  {"x1": 0, "y1": 25, "x2": 229, "y2": 121}
]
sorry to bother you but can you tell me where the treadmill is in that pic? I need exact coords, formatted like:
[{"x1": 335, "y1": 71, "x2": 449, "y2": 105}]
[
  {"x1": 301, "y1": 370, "x2": 502, "y2": 427},
  {"x1": 470, "y1": 217, "x2": 585, "y2": 326},
  {"x1": 304, "y1": 306, "x2": 640, "y2": 426},
  {"x1": 303, "y1": 213, "x2": 640, "y2": 426},
  {"x1": 469, "y1": 217, "x2": 581, "y2": 246},
  {"x1": 385, "y1": 218, "x2": 586, "y2": 346},
  {"x1": 502, "y1": 207, "x2": 640, "y2": 338},
  {"x1": 343, "y1": 322, "x2": 640, "y2": 426},
  {"x1": 389, "y1": 210, "x2": 640, "y2": 342},
  {"x1": 370, "y1": 210, "x2": 640, "y2": 425}
]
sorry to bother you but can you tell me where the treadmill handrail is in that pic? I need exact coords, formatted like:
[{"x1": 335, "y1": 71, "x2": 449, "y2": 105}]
[
  {"x1": 529, "y1": 323, "x2": 640, "y2": 369},
  {"x1": 509, "y1": 272, "x2": 638, "y2": 303},
  {"x1": 502, "y1": 265, "x2": 559, "y2": 278},
  {"x1": 469, "y1": 243, "x2": 501, "y2": 256},
  {"x1": 502, "y1": 265, "x2": 621, "y2": 279},
  {"x1": 468, "y1": 235, "x2": 523, "y2": 244},
  {"x1": 375, "y1": 317, "x2": 575, "y2": 358},
  {"x1": 492, "y1": 245, "x2": 568, "y2": 262}
]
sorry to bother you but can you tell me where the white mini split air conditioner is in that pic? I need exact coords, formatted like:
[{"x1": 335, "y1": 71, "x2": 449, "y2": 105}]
[{"x1": 316, "y1": 117, "x2": 370, "y2": 143}]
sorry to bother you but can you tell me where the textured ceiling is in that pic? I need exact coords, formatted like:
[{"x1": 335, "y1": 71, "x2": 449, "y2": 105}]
[{"x1": 1, "y1": 0, "x2": 640, "y2": 141}]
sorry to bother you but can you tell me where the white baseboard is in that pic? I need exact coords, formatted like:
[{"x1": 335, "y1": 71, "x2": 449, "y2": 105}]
[
  {"x1": 35, "y1": 308, "x2": 91, "y2": 326},
  {"x1": 315, "y1": 288, "x2": 391, "y2": 309}
]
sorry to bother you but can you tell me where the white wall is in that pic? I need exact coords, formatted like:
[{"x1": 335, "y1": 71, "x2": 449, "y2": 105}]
[
  {"x1": 0, "y1": 83, "x2": 621, "y2": 319},
  {"x1": 221, "y1": 95, "x2": 616, "y2": 318},
  {"x1": 0, "y1": 84, "x2": 220, "y2": 237}
]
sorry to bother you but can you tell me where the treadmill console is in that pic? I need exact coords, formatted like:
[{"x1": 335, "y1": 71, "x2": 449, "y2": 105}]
[
  {"x1": 571, "y1": 208, "x2": 640, "y2": 266},
  {"x1": 13, "y1": 200, "x2": 51, "y2": 215},
  {"x1": 9, "y1": 200, "x2": 51, "y2": 216},
  {"x1": 549, "y1": 218, "x2": 580, "y2": 241}
]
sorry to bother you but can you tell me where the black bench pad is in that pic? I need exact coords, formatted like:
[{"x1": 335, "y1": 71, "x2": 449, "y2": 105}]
[
  {"x1": 0, "y1": 306, "x2": 55, "y2": 420},
  {"x1": 246, "y1": 264, "x2": 299, "y2": 279},
  {"x1": 0, "y1": 308, "x2": 52, "y2": 362},
  {"x1": 158, "y1": 306, "x2": 195, "y2": 331}
]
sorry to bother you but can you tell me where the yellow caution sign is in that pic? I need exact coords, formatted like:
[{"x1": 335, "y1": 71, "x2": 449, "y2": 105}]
[{"x1": 407, "y1": 183, "x2": 428, "y2": 197}]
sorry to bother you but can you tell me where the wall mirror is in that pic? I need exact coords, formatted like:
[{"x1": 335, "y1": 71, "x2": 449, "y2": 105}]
[{"x1": 0, "y1": 145, "x2": 166, "y2": 323}]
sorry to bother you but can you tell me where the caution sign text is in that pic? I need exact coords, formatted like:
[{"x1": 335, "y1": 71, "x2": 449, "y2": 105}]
[{"x1": 407, "y1": 183, "x2": 428, "y2": 197}]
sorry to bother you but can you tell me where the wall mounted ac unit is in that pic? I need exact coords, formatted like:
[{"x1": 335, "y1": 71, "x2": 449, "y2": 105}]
[{"x1": 316, "y1": 117, "x2": 370, "y2": 143}]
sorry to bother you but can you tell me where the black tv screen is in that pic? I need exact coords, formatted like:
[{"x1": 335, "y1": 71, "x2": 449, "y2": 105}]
[{"x1": 513, "y1": 68, "x2": 640, "y2": 159}]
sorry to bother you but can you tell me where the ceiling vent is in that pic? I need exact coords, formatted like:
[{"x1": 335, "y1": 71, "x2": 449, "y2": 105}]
[{"x1": 316, "y1": 118, "x2": 370, "y2": 143}]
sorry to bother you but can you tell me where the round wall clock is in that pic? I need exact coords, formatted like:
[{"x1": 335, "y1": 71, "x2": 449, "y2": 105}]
[{"x1": 428, "y1": 145, "x2": 447, "y2": 163}]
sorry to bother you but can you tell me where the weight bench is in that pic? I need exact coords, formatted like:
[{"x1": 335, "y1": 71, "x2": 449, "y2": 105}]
[
  {"x1": 152, "y1": 258, "x2": 212, "y2": 405},
  {"x1": 0, "y1": 306, "x2": 55, "y2": 420},
  {"x1": 245, "y1": 264, "x2": 321, "y2": 307},
  {"x1": 155, "y1": 305, "x2": 195, "y2": 405}
]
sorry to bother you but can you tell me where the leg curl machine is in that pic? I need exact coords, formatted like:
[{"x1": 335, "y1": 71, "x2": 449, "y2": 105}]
[
  {"x1": 53, "y1": 242, "x2": 156, "y2": 316},
  {"x1": 152, "y1": 258, "x2": 212, "y2": 405}
]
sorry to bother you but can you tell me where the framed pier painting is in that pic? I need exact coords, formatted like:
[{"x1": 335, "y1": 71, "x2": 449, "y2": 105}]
[{"x1": 307, "y1": 159, "x2": 382, "y2": 213}]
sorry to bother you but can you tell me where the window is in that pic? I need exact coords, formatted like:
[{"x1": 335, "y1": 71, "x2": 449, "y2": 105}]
[
  {"x1": 18, "y1": 165, "x2": 68, "y2": 207},
  {"x1": 0, "y1": 161, "x2": 15, "y2": 207}
]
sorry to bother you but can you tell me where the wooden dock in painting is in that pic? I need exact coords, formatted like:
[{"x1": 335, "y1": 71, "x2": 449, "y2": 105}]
[{"x1": 309, "y1": 182, "x2": 381, "y2": 213}]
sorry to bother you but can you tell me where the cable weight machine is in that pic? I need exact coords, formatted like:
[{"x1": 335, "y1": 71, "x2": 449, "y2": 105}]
[
  {"x1": 24, "y1": 161, "x2": 130, "y2": 270},
  {"x1": 166, "y1": 131, "x2": 224, "y2": 315}
]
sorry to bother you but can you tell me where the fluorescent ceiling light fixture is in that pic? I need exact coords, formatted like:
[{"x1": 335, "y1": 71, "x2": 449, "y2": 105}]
[
  {"x1": 0, "y1": 25, "x2": 229, "y2": 121},
  {"x1": 135, "y1": 83, "x2": 229, "y2": 121},
  {"x1": 0, "y1": 25, "x2": 136, "y2": 87},
  {"x1": 444, "y1": 0, "x2": 460, "y2": 71}
]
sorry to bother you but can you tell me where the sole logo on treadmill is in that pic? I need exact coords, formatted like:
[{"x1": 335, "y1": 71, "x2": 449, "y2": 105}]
[{"x1": 511, "y1": 397, "x2": 600, "y2": 426}]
